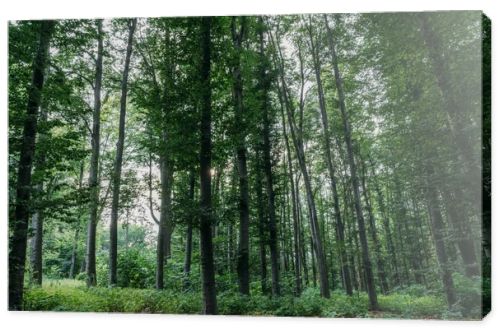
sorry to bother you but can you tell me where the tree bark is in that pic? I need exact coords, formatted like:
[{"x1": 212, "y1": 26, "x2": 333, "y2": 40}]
[
  {"x1": 255, "y1": 158, "x2": 268, "y2": 295},
  {"x1": 307, "y1": 20, "x2": 352, "y2": 296},
  {"x1": 30, "y1": 178, "x2": 44, "y2": 284},
  {"x1": 279, "y1": 99, "x2": 301, "y2": 296},
  {"x1": 109, "y1": 18, "x2": 136, "y2": 287},
  {"x1": 230, "y1": 17, "x2": 251, "y2": 296},
  {"x1": 85, "y1": 20, "x2": 104, "y2": 288},
  {"x1": 369, "y1": 159, "x2": 401, "y2": 287},
  {"x1": 183, "y1": 169, "x2": 195, "y2": 290},
  {"x1": 424, "y1": 164, "x2": 457, "y2": 309},
  {"x1": 29, "y1": 102, "x2": 49, "y2": 286},
  {"x1": 258, "y1": 18, "x2": 280, "y2": 297},
  {"x1": 156, "y1": 134, "x2": 173, "y2": 289},
  {"x1": 324, "y1": 15, "x2": 378, "y2": 310},
  {"x1": 270, "y1": 27, "x2": 330, "y2": 298},
  {"x1": 9, "y1": 20, "x2": 54, "y2": 310},
  {"x1": 360, "y1": 158, "x2": 389, "y2": 294},
  {"x1": 199, "y1": 16, "x2": 217, "y2": 315},
  {"x1": 70, "y1": 163, "x2": 85, "y2": 278}
]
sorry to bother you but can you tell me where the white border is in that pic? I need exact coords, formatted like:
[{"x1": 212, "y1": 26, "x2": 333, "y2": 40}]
[{"x1": 1, "y1": 1, "x2": 498, "y2": 333}]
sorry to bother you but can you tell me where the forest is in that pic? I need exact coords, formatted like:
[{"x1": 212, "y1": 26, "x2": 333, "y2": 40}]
[{"x1": 8, "y1": 12, "x2": 490, "y2": 319}]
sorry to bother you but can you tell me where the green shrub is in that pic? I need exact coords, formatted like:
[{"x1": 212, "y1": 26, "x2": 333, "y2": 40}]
[{"x1": 117, "y1": 249, "x2": 155, "y2": 289}]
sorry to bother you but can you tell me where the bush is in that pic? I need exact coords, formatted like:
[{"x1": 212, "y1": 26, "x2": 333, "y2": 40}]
[{"x1": 117, "y1": 248, "x2": 155, "y2": 289}]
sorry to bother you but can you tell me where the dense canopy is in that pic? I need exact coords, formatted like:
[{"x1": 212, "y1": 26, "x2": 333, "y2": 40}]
[{"x1": 8, "y1": 12, "x2": 490, "y2": 319}]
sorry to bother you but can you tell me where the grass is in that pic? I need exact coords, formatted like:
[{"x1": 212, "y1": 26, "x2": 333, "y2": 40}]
[{"x1": 23, "y1": 279, "x2": 452, "y2": 319}]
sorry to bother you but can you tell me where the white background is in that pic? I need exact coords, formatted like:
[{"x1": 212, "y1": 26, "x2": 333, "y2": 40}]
[{"x1": 0, "y1": 0, "x2": 498, "y2": 333}]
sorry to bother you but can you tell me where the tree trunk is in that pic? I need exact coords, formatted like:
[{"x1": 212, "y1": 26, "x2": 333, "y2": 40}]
[
  {"x1": 307, "y1": 21, "x2": 352, "y2": 296},
  {"x1": 360, "y1": 158, "x2": 389, "y2": 294},
  {"x1": 369, "y1": 159, "x2": 401, "y2": 287},
  {"x1": 156, "y1": 137, "x2": 173, "y2": 289},
  {"x1": 324, "y1": 15, "x2": 378, "y2": 310},
  {"x1": 70, "y1": 163, "x2": 85, "y2": 279},
  {"x1": 230, "y1": 17, "x2": 250, "y2": 296},
  {"x1": 29, "y1": 104, "x2": 49, "y2": 286},
  {"x1": 183, "y1": 169, "x2": 195, "y2": 290},
  {"x1": 271, "y1": 28, "x2": 330, "y2": 298},
  {"x1": 199, "y1": 16, "x2": 217, "y2": 315},
  {"x1": 440, "y1": 185, "x2": 480, "y2": 277},
  {"x1": 30, "y1": 189, "x2": 43, "y2": 286},
  {"x1": 279, "y1": 106, "x2": 301, "y2": 296},
  {"x1": 85, "y1": 20, "x2": 104, "y2": 288},
  {"x1": 258, "y1": 18, "x2": 280, "y2": 297},
  {"x1": 424, "y1": 165, "x2": 457, "y2": 309},
  {"x1": 109, "y1": 18, "x2": 136, "y2": 287},
  {"x1": 255, "y1": 158, "x2": 268, "y2": 295},
  {"x1": 9, "y1": 20, "x2": 54, "y2": 310},
  {"x1": 297, "y1": 186, "x2": 309, "y2": 287}
]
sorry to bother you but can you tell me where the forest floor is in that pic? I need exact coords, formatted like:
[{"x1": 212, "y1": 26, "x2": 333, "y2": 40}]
[{"x1": 21, "y1": 279, "x2": 459, "y2": 319}]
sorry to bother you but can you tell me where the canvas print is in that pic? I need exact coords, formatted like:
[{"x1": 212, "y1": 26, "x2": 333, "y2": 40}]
[{"x1": 8, "y1": 11, "x2": 490, "y2": 320}]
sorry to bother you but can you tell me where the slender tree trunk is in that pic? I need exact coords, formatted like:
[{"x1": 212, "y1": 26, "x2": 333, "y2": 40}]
[
  {"x1": 29, "y1": 104, "x2": 49, "y2": 286},
  {"x1": 199, "y1": 16, "x2": 217, "y2": 314},
  {"x1": 307, "y1": 21, "x2": 352, "y2": 296},
  {"x1": 324, "y1": 15, "x2": 378, "y2": 309},
  {"x1": 271, "y1": 29, "x2": 330, "y2": 298},
  {"x1": 156, "y1": 23, "x2": 176, "y2": 289},
  {"x1": 310, "y1": 236, "x2": 317, "y2": 287},
  {"x1": 109, "y1": 18, "x2": 136, "y2": 287},
  {"x1": 360, "y1": 158, "x2": 389, "y2": 294},
  {"x1": 70, "y1": 163, "x2": 85, "y2": 278},
  {"x1": 69, "y1": 227, "x2": 80, "y2": 278},
  {"x1": 440, "y1": 186, "x2": 480, "y2": 277},
  {"x1": 30, "y1": 201, "x2": 44, "y2": 286},
  {"x1": 183, "y1": 169, "x2": 195, "y2": 290},
  {"x1": 230, "y1": 17, "x2": 250, "y2": 296},
  {"x1": 280, "y1": 105, "x2": 301, "y2": 295},
  {"x1": 424, "y1": 165, "x2": 457, "y2": 309},
  {"x1": 156, "y1": 137, "x2": 172, "y2": 289},
  {"x1": 369, "y1": 160, "x2": 401, "y2": 287},
  {"x1": 297, "y1": 187, "x2": 309, "y2": 287},
  {"x1": 255, "y1": 157, "x2": 268, "y2": 295},
  {"x1": 258, "y1": 18, "x2": 280, "y2": 297},
  {"x1": 85, "y1": 20, "x2": 104, "y2": 288},
  {"x1": 9, "y1": 20, "x2": 54, "y2": 309}
]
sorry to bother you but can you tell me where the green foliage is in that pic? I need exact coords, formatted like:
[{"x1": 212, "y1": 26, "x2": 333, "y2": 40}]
[
  {"x1": 24, "y1": 284, "x2": 449, "y2": 318},
  {"x1": 117, "y1": 249, "x2": 156, "y2": 288},
  {"x1": 378, "y1": 293, "x2": 446, "y2": 319},
  {"x1": 452, "y1": 272, "x2": 482, "y2": 318}
]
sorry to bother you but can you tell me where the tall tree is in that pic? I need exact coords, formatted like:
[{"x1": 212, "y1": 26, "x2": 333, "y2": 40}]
[
  {"x1": 9, "y1": 20, "x2": 55, "y2": 310},
  {"x1": 29, "y1": 106, "x2": 48, "y2": 286},
  {"x1": 306, "y1": 17, "x2": 352, "y2": 296},
  {"x1": 85, "y1": 19, "x2": 104, "y2": 287},
  {"x1": 231, "y1": 16, "x2": 250, "y2": 296},
  {"x1": 109, "y1": 18, "x2": 137, "y2": 286},
  {"x1": 324, "y1": 15, "x2": 378, "y2": 310},
  {"x1": 258, "y1": 17, "x2": 280, "y2": 297},
  {"x1": 270, "y1": 25, "x2": 330, "y2": 298},
  {"x1": 183, "y1": 169, "x2": 196, "y2": 290},
  {"x1": 199, "y1": 16, "x2": 217, "y2": 315},
  {"x1": 424, "y1": 164, "x2": 457, "y2": 309}
]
